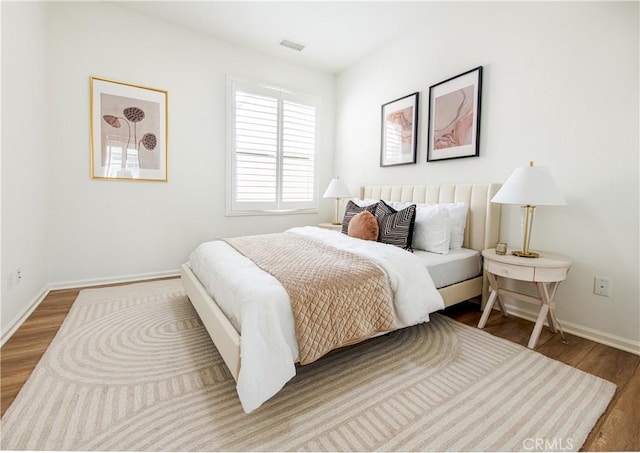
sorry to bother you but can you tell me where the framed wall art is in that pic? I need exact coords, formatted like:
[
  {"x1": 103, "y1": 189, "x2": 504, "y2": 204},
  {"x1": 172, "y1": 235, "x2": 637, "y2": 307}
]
[
  {"x1": 380, "y1": 92, "x2": 419, "y2": 167},
  {"x1": 426, "y1": 66, "x2": 482, "y2": 162},
  {"x1": 90, "y1": 76, "x2": 168, "y2": 181}
]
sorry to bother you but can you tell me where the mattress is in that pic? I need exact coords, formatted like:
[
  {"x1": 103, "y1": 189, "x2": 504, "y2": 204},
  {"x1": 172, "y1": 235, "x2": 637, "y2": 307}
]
[{"x1": 413, "y1": 248, "x2": 482, "y2": 289}]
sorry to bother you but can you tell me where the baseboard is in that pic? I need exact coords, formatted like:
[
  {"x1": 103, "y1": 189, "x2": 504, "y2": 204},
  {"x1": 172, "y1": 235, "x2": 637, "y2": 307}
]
[
  {"x1": 503, "y1": 302, "x2": 640, "y2": 356},
  {"x1": 1, "y1": 284, "x2": 50, "y2": 347},
  {"x1": 48, "y1": 269, "x2": 181, "y2": 291},
  {"x1": 1, "y1": 270, "x2": 181, "y2": 347}
]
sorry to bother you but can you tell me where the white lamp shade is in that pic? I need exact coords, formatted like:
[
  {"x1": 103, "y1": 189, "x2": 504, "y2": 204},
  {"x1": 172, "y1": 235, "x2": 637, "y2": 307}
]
[
  {"x1": 492, "y1": 164, "x2": 566, "y2": 206},
  {"x1": 323, "y1": 178, "x2": 352, "y2": 199}
]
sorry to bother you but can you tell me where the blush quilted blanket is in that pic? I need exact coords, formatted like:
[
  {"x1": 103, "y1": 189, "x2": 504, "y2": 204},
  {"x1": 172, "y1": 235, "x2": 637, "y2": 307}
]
[{"x1": 224, "y1": 232, "x2": 395, "y2": 365}]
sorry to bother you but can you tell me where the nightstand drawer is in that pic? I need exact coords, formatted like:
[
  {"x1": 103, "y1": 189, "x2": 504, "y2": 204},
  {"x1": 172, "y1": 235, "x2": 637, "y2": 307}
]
[
  {"x1": 486, "y1": 260, "x2": 534, "y2": 281},
  {"x1": 533, "y1": 266, "x2": 569, "y2": 282}
]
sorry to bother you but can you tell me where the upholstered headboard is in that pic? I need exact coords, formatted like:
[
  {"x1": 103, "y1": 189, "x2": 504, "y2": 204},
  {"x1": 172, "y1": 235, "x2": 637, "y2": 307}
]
[{"x1": 359, "y1": 183, "x2": 502, "y2": 252}]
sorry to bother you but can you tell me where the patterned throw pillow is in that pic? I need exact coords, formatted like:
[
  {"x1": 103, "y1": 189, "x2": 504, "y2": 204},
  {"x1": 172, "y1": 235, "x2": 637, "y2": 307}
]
[
  {"x1": 341, "y1": 200, "x2": 379, "y2": 234},
  {"x1": 374, "y1": 201, "x2": 417, "y2": 250}
]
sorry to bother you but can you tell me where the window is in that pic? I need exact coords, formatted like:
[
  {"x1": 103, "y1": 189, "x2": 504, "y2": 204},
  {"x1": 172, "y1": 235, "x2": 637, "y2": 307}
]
[{"x1": 227, "y1": 77, "x2": 320, "y2": 215}]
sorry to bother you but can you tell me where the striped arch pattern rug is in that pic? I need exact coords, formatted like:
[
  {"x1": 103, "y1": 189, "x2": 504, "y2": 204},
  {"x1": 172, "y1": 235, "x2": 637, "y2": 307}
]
[{"x1": 1, "y1": 279, "x2": 615, "y2": 451}]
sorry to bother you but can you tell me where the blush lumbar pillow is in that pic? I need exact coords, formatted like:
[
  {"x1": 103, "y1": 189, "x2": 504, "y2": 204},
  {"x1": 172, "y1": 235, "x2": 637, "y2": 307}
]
[{"x1": 347, "y1": 210, "x2": 379, "y2": 241}]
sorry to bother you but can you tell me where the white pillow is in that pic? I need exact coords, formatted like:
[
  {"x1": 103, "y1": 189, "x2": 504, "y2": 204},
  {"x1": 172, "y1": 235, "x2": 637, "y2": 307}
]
[
  {"x1": 386, "y1": 201, "x2": 410, "y2": 212},
  {"x1": 441, "y1": 202, "x2": 468, "y2": 249},
  {"x1": 392, "y1": 201, "x2": 468, "y2": 250},
  {"x1": 393, "y1": 202, "x2": 451, "y2": 254},
  {"x1": 413, "y1": 204, "x2": 451, "y2": 254},
  {"x1": 353, "y1": 198, "x2": 379, "y2": 207}
]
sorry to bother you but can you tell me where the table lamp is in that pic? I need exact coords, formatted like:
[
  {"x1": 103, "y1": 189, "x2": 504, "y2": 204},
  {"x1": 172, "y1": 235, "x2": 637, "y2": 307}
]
[
  {"x1": 491, "y1": 161, "x2": 566, "y2": 258},
  {"x1": 323, "y1": 177, "x2": 352, "y2": 225}
]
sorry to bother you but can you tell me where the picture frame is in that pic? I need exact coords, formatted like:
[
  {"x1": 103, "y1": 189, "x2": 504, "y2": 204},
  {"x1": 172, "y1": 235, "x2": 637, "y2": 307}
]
[
  {"x1": 426, "y1": 66, "x2": 482, "y2": 162},
  {"x1": 380, "y1": 92, "x2": 419, "y2": 167},
  {"x1": 90, "y1": 76, "x2": 168, "y2": 181}
]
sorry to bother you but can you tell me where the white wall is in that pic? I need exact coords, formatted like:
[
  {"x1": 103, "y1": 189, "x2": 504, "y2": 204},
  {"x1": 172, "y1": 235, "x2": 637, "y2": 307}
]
[
  {"x1": 45, "y1": 2, "x2": 335, "y2": 285},
  {"x1": 1, "y1": 2, "x2": 51, "y2": 337},
  {"x1": 335, "y1": 2, "x2": 639, "y2": 348}
]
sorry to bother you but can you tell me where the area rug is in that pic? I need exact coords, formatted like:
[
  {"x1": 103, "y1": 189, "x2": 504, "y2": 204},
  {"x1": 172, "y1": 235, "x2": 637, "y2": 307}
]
[{"x1": 1, "y1": 279, "x2": 615, "y2": 451}]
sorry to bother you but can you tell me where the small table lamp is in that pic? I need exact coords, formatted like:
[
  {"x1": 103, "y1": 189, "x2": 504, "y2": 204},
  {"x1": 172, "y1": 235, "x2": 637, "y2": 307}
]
[
  {"x1": 323, "y1": 177, "x2": 352, "y2": 225},
  {"x1": 491, "y1": 161, "x2": 566, "y2": 258}
]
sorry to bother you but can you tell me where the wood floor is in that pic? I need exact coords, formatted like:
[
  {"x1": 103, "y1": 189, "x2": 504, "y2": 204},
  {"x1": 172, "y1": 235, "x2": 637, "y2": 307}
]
[{"x1": 2, "y1": 281, "x2": 639, "y2": 451}]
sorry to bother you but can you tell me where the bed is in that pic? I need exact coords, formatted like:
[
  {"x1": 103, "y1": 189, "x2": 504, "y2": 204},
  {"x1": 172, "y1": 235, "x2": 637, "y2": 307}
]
[{"x1": 181, "y1": 183, "x2": 501, "y2": 412}]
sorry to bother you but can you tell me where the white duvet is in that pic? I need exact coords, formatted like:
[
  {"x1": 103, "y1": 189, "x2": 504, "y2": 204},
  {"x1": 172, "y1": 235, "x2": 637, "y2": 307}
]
[{"x1": 188, "y1": 226, "x2": 444, "y2": 413}]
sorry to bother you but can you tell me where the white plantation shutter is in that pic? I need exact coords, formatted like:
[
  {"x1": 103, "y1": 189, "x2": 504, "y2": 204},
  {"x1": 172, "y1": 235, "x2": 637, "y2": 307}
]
[
  {"x1": 234, "y1": 91, "x2": 278, "y2": 206},
  {"x1": 281, "y1": 99, "x2": 315, "y2": 207},
  {"x1": 228, "y1": 77, "x2": 319, "y2": 214}
]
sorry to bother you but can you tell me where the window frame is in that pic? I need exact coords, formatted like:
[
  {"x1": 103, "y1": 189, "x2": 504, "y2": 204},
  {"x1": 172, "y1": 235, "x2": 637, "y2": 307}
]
[{"x1": 226, "y1": 76, "x2": 320, "y2": 216}]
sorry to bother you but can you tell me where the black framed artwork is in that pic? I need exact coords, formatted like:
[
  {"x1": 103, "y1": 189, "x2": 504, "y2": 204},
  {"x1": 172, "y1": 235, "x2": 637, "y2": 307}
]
[
  {"x1": 427, "y1": 66, "x2": 482, "y2": 162},
  {"x1": 380, "y1": 92, "x2": 419, "y2": 167}
]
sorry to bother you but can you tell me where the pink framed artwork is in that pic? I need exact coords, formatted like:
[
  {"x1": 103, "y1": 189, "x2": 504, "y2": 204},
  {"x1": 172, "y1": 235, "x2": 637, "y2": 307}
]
[
  {"x1": 427, "y1": 66, "x2": 482, "y2": 162},
  {"x1": 380, "y1": 92, "x2": 419, "y2": 167}
]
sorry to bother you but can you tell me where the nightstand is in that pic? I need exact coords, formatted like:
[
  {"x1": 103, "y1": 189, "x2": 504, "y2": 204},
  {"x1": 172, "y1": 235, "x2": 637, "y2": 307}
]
[
  {"x1": 317, "y1": 223, "x2": 342, "y2": 231},
  {"x1": 478, "y1": 248, "x2": 572, "y2": 349}
]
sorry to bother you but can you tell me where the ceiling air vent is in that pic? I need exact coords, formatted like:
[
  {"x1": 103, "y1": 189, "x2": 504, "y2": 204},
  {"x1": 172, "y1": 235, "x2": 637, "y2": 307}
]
[{"x1": 278, "y1": 38, "x2": 305, "y2": 52}]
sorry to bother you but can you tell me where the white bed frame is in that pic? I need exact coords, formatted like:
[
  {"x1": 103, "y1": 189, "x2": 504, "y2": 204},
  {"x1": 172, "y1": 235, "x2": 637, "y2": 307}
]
[{"x1": 181, "y1": 183, "x2": 501, "y2": 381}]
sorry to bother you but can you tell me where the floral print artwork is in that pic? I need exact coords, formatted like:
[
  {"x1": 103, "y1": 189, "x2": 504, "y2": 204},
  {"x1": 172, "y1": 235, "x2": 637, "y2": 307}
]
[{"x1": 100, "y1": 93, "x2": 160, "y2": 174}]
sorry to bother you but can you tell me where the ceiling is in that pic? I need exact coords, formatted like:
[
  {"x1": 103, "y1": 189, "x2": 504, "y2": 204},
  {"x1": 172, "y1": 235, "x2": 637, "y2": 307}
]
[{"x1": 115, "y1": 1, "x2": 434, "y2": 74}]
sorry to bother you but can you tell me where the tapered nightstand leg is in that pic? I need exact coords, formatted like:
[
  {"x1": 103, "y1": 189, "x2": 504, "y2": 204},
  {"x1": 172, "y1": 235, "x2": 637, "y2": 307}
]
[
  {"x1": 478, "y1": 288, "x2": 498, "y2": 329},
  {"x1": 495, "y1": 294, "x2": 507, "y2": 316},
  {"x1": 528, "y1": 303, "x2": 550, "y2": 349},
  {"x1": 546, "y1": 310, "x2": 557, "y2": 333},
  {"x1": 481, "y1": 271, "x2": 506, "y2": 316},
  {"x1": 534, "y1": 281, "x2": 567, "y2": 344},
  {"x1": 548, "y1": 309, "x2": 568, "y2": 344}
]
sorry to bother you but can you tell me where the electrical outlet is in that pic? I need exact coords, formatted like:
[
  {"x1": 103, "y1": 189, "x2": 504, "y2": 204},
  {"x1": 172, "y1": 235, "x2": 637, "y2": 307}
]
[
  {"x1": 594, "y1": 277, "x2": 610, "y2": 297},
  {"x1": 6, "y1": 267, "x2": 23, "y2": 291}
]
